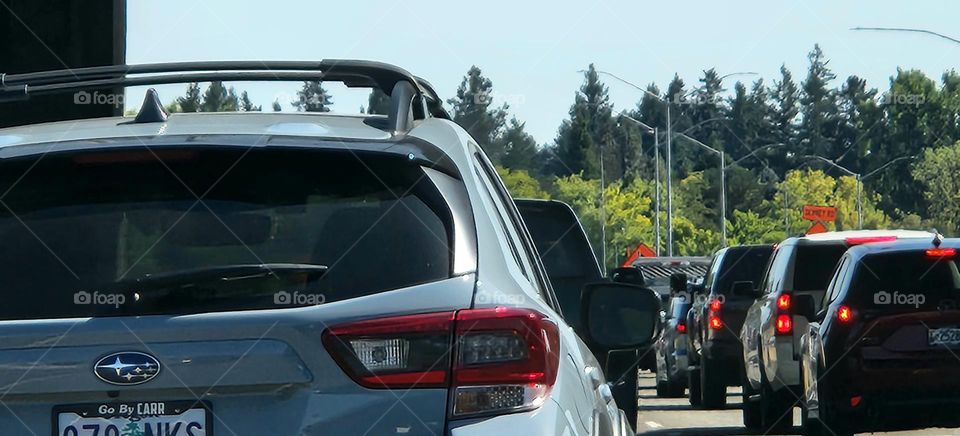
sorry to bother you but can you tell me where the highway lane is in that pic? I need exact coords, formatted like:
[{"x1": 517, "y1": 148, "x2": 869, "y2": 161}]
[{"x1": 634, "y1": 372, "x2": 960, "y2": 435}]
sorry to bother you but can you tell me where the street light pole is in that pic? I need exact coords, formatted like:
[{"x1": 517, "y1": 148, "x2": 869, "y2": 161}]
[
  {"x1": 720, "y1": 151, "x2": 727, "y2": 245},
  {"x1": 665, "y1": 107, "x2": 673, "y2": 255},
  {"x1": 615, "y1": 112, "x2": 661, "y2": 256}
]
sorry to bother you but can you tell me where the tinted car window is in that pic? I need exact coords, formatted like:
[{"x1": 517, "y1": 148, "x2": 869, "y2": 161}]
[
  {"x1": 847, "y1": 252, "x2": 960, "y2": 312},
  {"x1": 0, "y1": 148, "x2": 456, "y2": 320},
  {"x1": 714, "y1": 247, "x2": 773, "y2": 299},
  {"x1": 792, "y1": 244, "x2": 849, "y2": 292}
]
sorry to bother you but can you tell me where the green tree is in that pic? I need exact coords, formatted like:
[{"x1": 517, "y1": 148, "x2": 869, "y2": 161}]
[
  {"x1": 728, "y1": 210, "x2": 785, "y2": 245},
  {"x1": 499, "y1": 118, "x2": 539, "y2": 171},
  {"x1": 272, "y1": 99, "x2": 282, "y2": 112},
  {"x1": 239, "y1": 91, "x2": 261, "y2": 112},
  {"x1": 550, "y1": 65, "x2": 615, "y2": 179},
  {"x1": 496, "y1": 166, "x2": 549, "y2": 199},
  {"x1": 913, "y1": 142, "x2": 960, "y2": 234},
  {"x1": 177, "y1": 83, "x2": 203, "y2": 113},
  {"x1": 292, "y1": 81, "x2": 332, "y2": 112},
  {"x1": 799, "y1": 44, "x2": 841, "y2": 159},
  {"x1": 366, "y1": 88, "x2": 391, "y2": 115},
  {"x1": 768, "y1": 65, "x2": 800, "y2": 175},
  {"x1": 768, "y1": 169, "x2": 837, "y2": 235},
  {"x1": 448, "y1": 66, "x2": 508, "y2": 161},
  {"x1": 200, "y1": 81, "x2": 239, "y2": 112}
]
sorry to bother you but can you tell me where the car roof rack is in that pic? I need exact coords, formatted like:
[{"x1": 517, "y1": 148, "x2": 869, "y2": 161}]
[{"x1": 0, "y1": 60, "x2": 449, "y2": 133}]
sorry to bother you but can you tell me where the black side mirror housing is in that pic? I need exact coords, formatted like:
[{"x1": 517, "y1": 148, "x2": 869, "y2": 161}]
[
  {"x1": 793, "y1": 294, "x2": 818, "y2": 320},
  {"x1": 581, "y1": 282, "x2": 660, "y2": 349},
  {"x1": 669, "y1": 272, "x2": 688, "y2": 296},
  {"x1": 730, "y1": 281, "x2": 756, "y2": 298},
  {"x1": 611, "y1": 266, "x2": 645, "y2": 286}
]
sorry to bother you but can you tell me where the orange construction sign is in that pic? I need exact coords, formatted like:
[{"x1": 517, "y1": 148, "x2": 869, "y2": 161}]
[
  {"x1": 806, "y1": 221, "x2": 829, "y2": 235},
  {"x1": 802, "y1": 205, "x2": 837, "y2": 222}
]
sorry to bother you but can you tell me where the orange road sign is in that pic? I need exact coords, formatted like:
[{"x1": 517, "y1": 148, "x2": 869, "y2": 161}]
[
  {"x1": 802, "y1": 205, "x2": 837, "y2": 222},
  {"x1": 806, "y1": 221, "x2": 829, "y2": 235}
]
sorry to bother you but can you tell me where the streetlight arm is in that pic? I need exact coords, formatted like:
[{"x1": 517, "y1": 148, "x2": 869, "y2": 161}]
[
  {"x1": 861, "y1": 155, "x2": 917, "y2": 180},
  {"x1": 615, "y1": 111, "x2": 655, "y2": 133},
  {"x1": 851, "y1": 27, "x2": 960, "y2": 45},
  {"x1": 731, "y1": 143, "x2": 785, "y2": 166},
  {"x1": 802, "y1": 155, "x2": 858, "y2": 177},
  {"x1": 588, "y1": 69, "x2": 664, "y2": 102},
  {"x1": 675, "y1": 132, "x2": 722, "y2": 156}
]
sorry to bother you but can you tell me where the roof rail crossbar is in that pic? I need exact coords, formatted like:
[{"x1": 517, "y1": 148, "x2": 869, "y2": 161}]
[{"x1": 0, "y1": 60, "x2": 449, "y2": 131}]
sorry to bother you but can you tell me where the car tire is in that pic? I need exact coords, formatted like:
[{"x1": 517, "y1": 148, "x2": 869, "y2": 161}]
[
  {"x1": 759, "y1": 363, "x2": 795, "y2": 432},
  {"x1": 802, "y1": 366, "x2": 852, "y2": 436},
  {"x1": 741, "y1": 368, "x2": 762, "y2": 429},
  {"x1": 655, "y1": 379, "x2": 670, "y2": 397},
  {"x1": 687, "y1": 367, "x2": 702, "y2": 407},
  {"x1": 700, "y1": 357, "x2": 727, "y2": 409}
]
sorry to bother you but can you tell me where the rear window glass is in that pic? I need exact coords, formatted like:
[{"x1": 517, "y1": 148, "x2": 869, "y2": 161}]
[
  {"x1": 714, "y1": 247, "x2": 773, "y2": 299},
  {"x1": 792, "y1": 244, "x2": 849, "y2": 292},
  {"x1": 847, "y1": 251, "x2": 960, "y2": 311},
  {"x1": 0, "y1": 147, "x2": 457, "y2": 320}
]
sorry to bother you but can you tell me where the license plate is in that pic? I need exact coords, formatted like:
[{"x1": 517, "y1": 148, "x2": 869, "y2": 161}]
[
  {"x1": 929, "y1": 327, "x2": 960, "y2": 347},
  {"x1": 55, "y1": 401, "x2": 211, "y2": 436}
]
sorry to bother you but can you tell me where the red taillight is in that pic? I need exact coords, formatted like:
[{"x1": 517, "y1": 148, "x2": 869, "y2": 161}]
[
  {"x1": 837, "y1": 305, "x2": 854, "y2": 323},
  {"x1": 777, "y1": 294, "x2": 791, "y2": 311},
  {"x1": 709, "y1": 316, "x2": 723, "y2": 330},
  {"x1": 776, "y1": 314, "x2": 793, "y2": 334},
  {"x1": 926, "y1": 248, "x2": 957, "y2": 258},
  {"x1": 709, "y1": 299, "x2": 722, "y2": 312},
  {"x1": 676, "y1": 322, "x2": 687, "y2": 333},
  {"x1": 845, "y1": 236, "x2": 896, "y2": 245},
  {"x1": 850, "y1": 395, "x2": 862, "y2": 408},
  {"x1": 322, "y1": 307, "x2": 560, "y2": 417}
]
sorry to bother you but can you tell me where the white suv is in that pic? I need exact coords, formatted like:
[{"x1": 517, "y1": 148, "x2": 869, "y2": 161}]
[{"x1": 739, "y1": 230, "x2": 933, "y2": 431}]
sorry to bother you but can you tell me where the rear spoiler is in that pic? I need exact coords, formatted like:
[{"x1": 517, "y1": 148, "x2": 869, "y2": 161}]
[{"x1": 0, "y1": 60, "x2": 449, "y2": 134}]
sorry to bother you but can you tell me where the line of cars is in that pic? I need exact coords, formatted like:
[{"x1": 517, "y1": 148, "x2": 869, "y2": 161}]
[{"x1": 654, "y1": 230, "x2": 960, "y2": 435}]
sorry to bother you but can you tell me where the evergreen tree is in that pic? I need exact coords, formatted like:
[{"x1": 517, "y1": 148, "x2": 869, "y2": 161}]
[
  {"x1": 835, "y1": 75, "x2": 879, "y2": 173},
  {"x1": 499, "y1": 118, "x2": 539, "y2": 171},
  {"x1": 177, "y1": 83, "x2": 202, "y2": 113},
  {"x1": 366, "y1": 89, "x2": 391, "y2": 115},
  {"x1": 272, "y1": 99, "x2": 282, "y2": 112},
  {"x1": 200, "y1": 81, "x2": 239, "y2": 112},
  {"x1": 799, "y1": 44, "x2": 841, "y2": 159},
  {"x1": 447, "y1": 66, "x2": 508, "y2": 161},
  {"x1": 768, "y1": 65, "x2": 800, "y2": 175},
  {"x1": 550, "y1": 65, "x2": 614, "y2": 179},
  {"x1": 292, "y1": 81, "x2": 332, "y2": 112},
  {"x1": 239, "y1": 91, "x2": 261, "y2": 112}
]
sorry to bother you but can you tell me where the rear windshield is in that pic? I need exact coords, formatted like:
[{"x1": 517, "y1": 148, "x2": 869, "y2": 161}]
[
  {"x1": 714, "y1": 247, "x2": 773, "y2": 298},
  {"x1": 847, "y1": 251, "x2": 960, "y2": 312},
  {"x1": 0, "y1": 147, "x2": 458, "y2": 320},
  {"x1": 793, "y1": 244, "x2": 849, "y2": 292}
]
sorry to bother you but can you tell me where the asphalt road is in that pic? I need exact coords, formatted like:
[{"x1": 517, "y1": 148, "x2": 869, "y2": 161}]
[{"x1": 634, "y1": 372, "x2": 960, "y2": 435}]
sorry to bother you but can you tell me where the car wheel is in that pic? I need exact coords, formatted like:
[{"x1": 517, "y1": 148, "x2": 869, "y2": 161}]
[
  {"x1": 687, "y1": 367, "x2": 702, "y2": 407},
  {"x1": 741, "y1": 368, "x2": 762, "y2": 429},
  {"x1": 802, "y1": 367, "x2": 852, "y2": 436},
  {"x1": 700, "y1": 357, "x2": 727, "y2": 409},
  {"x1": 759, "y1": 362, "x2": 795, "y2": 432}
]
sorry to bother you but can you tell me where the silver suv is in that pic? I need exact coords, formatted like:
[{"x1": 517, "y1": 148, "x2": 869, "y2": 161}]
[{"x1": 0, "y1": 61, "x2": 658, "y2": 435}]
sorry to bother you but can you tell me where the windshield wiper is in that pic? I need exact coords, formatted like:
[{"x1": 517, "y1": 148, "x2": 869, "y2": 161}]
[{"x1": 115, "y1": 263, "x2": 328, "y2": 291}]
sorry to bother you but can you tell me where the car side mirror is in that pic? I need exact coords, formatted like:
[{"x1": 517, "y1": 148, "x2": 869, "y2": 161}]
[
  {"x1": 581, "y1": 282, "x2": 660, "y2": 349},
  {"x1": 793, "y1": 294, "x2": 817, "y2": 320},
  {"x1": 730, "y1": 281, "x2": 756, "y2": 298},
  {"x1": 611, "y1": 266, "x2": 645, "y2": 286},
  {"x1": 669, "y1": 272, "x2": 688, "y2": 296}
]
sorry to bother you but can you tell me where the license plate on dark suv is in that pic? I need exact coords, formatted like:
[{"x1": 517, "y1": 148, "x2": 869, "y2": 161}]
[
  {"x1": 55, "y1": 401, "x2": 210, "y2": 436},
  {"x1": 929, "y1": 327, "x2": 960, "y2": 347}
]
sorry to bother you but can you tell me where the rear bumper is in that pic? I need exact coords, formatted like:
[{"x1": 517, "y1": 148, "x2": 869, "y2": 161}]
[
  {"x1": 448, "y1": 398, "x2": 587, "y2": 436},
  {"x1": 771, "y1": 340, "x2": 800, "y2": 390},
  {"x1": 702, "y1": 340, "x2": 743, "y2": 385}
]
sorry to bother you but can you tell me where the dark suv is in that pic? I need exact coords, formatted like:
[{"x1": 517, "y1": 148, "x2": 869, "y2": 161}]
[
  {"x1": 799, "y1": 238, "x2": 960, "y2": 436},
  {"x1": 686, "y1": 245, "x2": 773, "y2": 408}
]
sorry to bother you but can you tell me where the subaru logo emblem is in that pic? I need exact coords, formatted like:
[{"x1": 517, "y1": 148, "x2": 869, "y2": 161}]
[{"x1": 94, "y1": 352, "x2": 161, "y2": 386}]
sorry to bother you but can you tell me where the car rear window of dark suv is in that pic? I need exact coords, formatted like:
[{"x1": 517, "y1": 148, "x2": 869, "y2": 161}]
[
  {"x1": 793, "y1": 244, "x2": 850, "y2": 292},
  {"x1": 847, "y1": 251, "x2": 960, "y2": 312},
  {"x1": 0, "y1": 147, "x2": 458, "y2": 320},
  {"x1": 714, "y1": 246, "x2": 772, "y2": 299}
]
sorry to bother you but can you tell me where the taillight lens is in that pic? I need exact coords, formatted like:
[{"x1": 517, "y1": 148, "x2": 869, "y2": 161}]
[
  {"x1": 776, "y1": 314, "x2": 793, "y2": 334},
  {"x1": 777, "y1": 294, "x2": 791, "y2": 311},
  {"x1": 322, "y1": 312, "x2": 455, "y2": 389},
  {"x1": 676, "y1": 322, "x2": 687, "y2": 333},
  {"x1": 453, "y1": 307, "x2": 560, "y2": 416},
  {"x1": 709, "y1": 315, "x2": 723, "y2": 330},
  {"x1": 322, "y1": 307, "x2": 560, "y2": 418},
  {"x1": 837, "y1": 305, "x2": 854, "y2": 323},
  {"x1": 926, "y1": 248, "x2": 957, "y2": 258}
]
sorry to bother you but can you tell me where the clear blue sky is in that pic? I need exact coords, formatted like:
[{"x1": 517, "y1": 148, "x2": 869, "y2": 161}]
[{"x1": 127, "y1": 0, "x2": 960, "y2": 144}]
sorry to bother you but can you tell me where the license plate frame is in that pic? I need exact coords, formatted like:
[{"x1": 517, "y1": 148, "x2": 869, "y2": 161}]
[
  {"x1": 928, "y1": 327, "x2": 960, "y2": 347},
  {"x1": 53, "y1": 400, "x2": 212, "y2": 436}
]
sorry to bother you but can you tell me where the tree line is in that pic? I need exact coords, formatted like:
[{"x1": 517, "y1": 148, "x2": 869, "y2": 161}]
[{"x1": 164, "y1": 45, "x2": 960, "y2": 266}]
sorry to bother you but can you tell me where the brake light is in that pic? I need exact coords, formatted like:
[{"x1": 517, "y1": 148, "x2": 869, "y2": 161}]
[
  {"x1": 709, "y1": 315, "x2": 723, "y2": 330},
  {"x1": 676, "y1": 322, "x2": 687, "y2": 333},
  {"x1": 837, "y1": 305, "x2": 854, "y2": 323},
  {"x1": 926, "y1": 248, "x2": 957, "y2": 258},
  {"x1": 709, "y1": 299, "x2": 722, "y2": 312},
  {"x1": 776, "y1": 314, "x2": 793, "y2": 334},
  {"x1": 322, "y1": 307, "x2": 560, "y2": 418},
  {"x1": 845, "y1": 236, "x2": 896, "y2": 245},
  {"x1": 708, "y1": 298, "x2": 723, "y2": 330},
  {"x1": 777, "y1": 294, "x2": 791, "y2": 311}
]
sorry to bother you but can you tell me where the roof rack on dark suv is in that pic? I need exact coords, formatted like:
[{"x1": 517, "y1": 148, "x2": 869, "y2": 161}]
[{"x1": 0, "y1": 59, "x2": 449, "y2": 133}]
